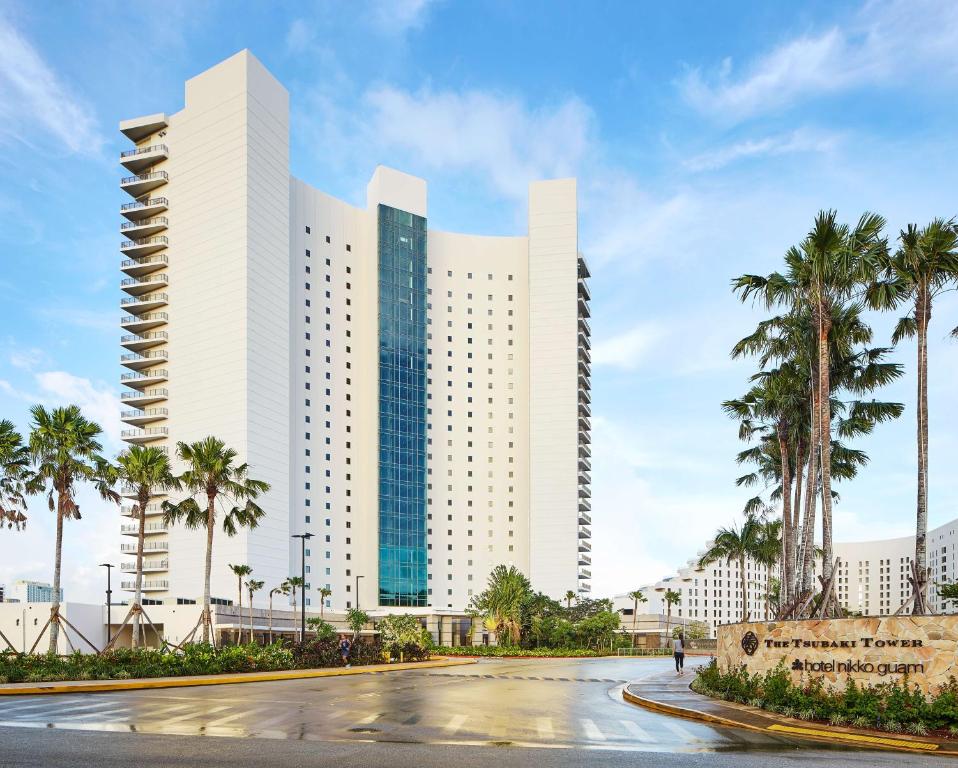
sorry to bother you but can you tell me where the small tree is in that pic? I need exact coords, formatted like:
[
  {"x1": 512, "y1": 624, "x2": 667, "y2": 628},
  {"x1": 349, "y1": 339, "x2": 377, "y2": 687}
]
[
  {"x1": 306, "y1": 617, "x2": 335, "y2": 641},
  {"x1": 564, "y1": 590, "x2": 576, "y2": 609},
  {"x1": 378, "y1": 614, "x2": 430, "y2": 657},
  {"x1": 346, "y1": 608, "x2": 369, "y2": 640},
  {"x1": 0, "y1": 420, "x2": 30, "y2": 531},
  {"x1": 228, "y1": 564, "x2": 252, "y2": 643},
  {"x1": 246, "y1": 579, "x2": 264, "y2": 644},
  {"x1": 663, "y1": 589, "x2": 681, "y2": 641},
  {"x1": 318, "y1": 586, "x2": 332, "y2": 618},
  {"x1": 627, "y1": 589, "x2": 647, "y2": 648},
  {"x1": 268, "y1": 581, "x2": 289, "y2": 643}
]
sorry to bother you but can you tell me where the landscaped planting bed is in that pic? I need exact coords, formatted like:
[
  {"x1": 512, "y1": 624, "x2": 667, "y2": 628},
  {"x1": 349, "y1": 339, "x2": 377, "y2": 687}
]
[{"x1": 433, "y1": 646, "x2": 612, "y2": 658}]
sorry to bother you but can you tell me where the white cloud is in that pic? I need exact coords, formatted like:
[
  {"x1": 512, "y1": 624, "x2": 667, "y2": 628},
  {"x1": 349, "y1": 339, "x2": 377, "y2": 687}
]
[
  {"x1": 369, "y1": 0, "x2": 437, "y2": 34},
  {"x1": 0, "y1": 13, "x2": 103, "y2": 155},
  {"x1": 8, "y1": 347, "x2": 45, "y2": 370},
  {"x1": 34, "y1": 371, "x2": 122, "y2": 450},
  {"x1": 680, "y1": 0, "x2": 958, "y2": 121},
  {"x1": 683, "y1": 129, "x2": 841, "y2": 172},
  {"x1": 592, "y1": 323, "x2": 663, "y2": 370}
]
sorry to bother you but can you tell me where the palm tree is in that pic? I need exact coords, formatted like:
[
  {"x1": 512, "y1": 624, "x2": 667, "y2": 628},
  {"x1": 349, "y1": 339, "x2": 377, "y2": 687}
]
[
  {"x1": 699, "y1": 516, "x2": 762, "y2": 622},
  {"x1": 28, "y1": 405, "x2": 119, "y2": 653},
  {"x1": 662, "y1": 588, "x2": 681, "y2": 640},
  {"x1": 163, "y1": 437, "x2": 270, "y2": 645},
  {"x1": 229, "y1": 564, "x2": 252, "y2": 643},
  {"x1": 564, "y1": 590, "x2": 576, "y2": 609},
  {"x1": 268, "y1": 581, "x2": 289, "y2": 643},
  {"x1": 318, "y1": 586, "x2": 332, "y2": 618},
  {"x1": 755, "y1": 519, "x2": 783, "y2": 619},
  {"x1": 468, "y1": 565, "x2": 532, "y2": 647},
  {"x1": 246, "y1": 579, "x2": 264, "y2": 645},
  {"x1": 0, "y1": 420, "x2": 31, "y2": 531},
  {"x1": 114, "y1": 445, "x2": 175, "y2": 648},
  {"x1": 286, "y1": 575, "x2": 305, "y2": 639},
  {"x1": 869, "y1": 219, "x2": 958, "y2": 614},
  {"x1": 627, "y1": 589, "x2": 647, "y2": 648}
]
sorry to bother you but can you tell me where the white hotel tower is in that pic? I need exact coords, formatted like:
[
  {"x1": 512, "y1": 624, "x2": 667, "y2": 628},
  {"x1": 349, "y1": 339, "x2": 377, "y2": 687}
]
[{"x1": 117, "y1": 51, "x2": 592, "y2": 612}]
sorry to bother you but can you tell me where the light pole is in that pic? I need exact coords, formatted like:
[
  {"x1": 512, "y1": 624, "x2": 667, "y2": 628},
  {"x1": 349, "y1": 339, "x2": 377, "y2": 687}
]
[
  {"x1": 99, "y1": 563, "x2": 114, "y2": 644},
  {"x1": 291, "y1": 533, "x2": 313, "y2": 642},
  {"x1": 355, "y1": 574, "x2": 364, "y2": 610}
]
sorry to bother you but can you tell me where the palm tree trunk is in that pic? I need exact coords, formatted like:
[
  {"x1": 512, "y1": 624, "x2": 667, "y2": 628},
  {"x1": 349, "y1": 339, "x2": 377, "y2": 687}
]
[
  {"x1": 665, "y1": 604, "x2": 671, "y2": 644},
  {"x1": 268, "y1": 594, "x2": 274, "y2": 644},
  {"x1": 915, "y1": 287, "x2": 930, "y2": 614},
  {"x1": 818, "y1": 308, "x2": 835, "y2": 589},
  {"x1": 48, "y1": 491, "x2": 65, "y2": 654},
  {"x1": 800, "y1": 382, "x2": 820, "y2": 597},
  {"x1": 202, "y1": 493, "x2": 215, "y2": 645},
  {"x1": 632, "y1": 598, "x2": 638, "y2": 648},
  {"x1": 248, "y1": 589, "x2": 253, "y2": 645},
  {"x1": 236, "y1": 576, "x2": 243, "y2": 645},
  {"x1": 777, "y1": 423, "x2": 793, "y2": 605},
  {"x1": 790, "y1": 440, "x2": 806, "y2": 602},
  {"x1": 740, "y1": 555, "x2": 748, "y2": 622},
  {"x1": 132, "y1": 487, "x2": 149, "y2": 649}
]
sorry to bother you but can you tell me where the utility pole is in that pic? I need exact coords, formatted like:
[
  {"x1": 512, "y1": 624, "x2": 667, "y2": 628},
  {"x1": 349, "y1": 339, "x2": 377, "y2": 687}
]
[{"x1": 99, "y1": 563, "x2": 114, "y2": 646}]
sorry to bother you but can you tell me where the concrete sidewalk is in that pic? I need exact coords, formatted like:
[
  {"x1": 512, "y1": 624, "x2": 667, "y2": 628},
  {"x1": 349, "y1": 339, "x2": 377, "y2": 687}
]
[
  {"x1": 623, "y1": 664, "x2": 958, "y2": 756},
  {"x1": 0, "y1": 656, "x2": 476, "y2": 696}
]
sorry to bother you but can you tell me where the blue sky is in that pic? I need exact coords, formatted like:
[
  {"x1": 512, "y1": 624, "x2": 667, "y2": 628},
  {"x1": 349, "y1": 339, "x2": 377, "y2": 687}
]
[{"x1": 1, "y1": 0, "x2": 957, "y2": 602}]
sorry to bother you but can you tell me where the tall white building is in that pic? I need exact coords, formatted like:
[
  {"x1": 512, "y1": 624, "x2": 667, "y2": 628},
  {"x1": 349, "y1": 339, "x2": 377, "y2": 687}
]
[{"x1": 118, "y1": 51, "x2": 591, "y2": 613}]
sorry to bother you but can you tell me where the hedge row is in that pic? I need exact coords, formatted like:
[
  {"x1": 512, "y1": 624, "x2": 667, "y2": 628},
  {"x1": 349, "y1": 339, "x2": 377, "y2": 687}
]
[
  {"x1": 433, "y1": 645, "x2": 611, "y2": 657},
  {"x1": 693, "y1": 659, "x2": 958, "y2": 737}
]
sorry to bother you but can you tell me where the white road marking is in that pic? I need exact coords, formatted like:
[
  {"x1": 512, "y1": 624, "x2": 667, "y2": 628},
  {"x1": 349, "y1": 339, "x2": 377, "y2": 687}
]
[
  {"x1": 205, "y1": 708, "x2": 259, "y2": 727},
  {"x1": 357, "y1": 712, "x2": 381, "y2": 725},
  {"x1": 662, "y1": 719, "x2": 697, "y2": 741},
  {"x1": 619, "y1": 720, "x2": 653, "y2": 742},
  {"x1": 536, "y1": 717, "x2": 554, "y2": 740},
  {"x1": 581, "y1": 718, "x2": 606, "y2": 741},
  {"x1": 444, "y1": 714, "x2": 468, "y2": 733},
  {"x1": 162, "y1": 705, "x2": 230, "y2": 725}
]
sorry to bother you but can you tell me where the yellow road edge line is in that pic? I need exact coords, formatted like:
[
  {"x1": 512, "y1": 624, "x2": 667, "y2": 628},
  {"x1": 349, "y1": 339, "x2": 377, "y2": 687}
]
[
  {"x1": 0, "y1": 656, "x2": 476, "y2": 696},
  {"x1": 768, "y1": 724, "x2": 940, "y2": 751},
  {"x1": 622, "y1": 688, "x2": 953, "y2": 755}
]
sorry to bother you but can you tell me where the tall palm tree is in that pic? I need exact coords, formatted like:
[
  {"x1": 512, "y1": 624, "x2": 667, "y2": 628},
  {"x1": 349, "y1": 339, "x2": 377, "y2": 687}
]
[
  {"x1": 114, "y1": 445, "x2": 175, "y2": 648},
  {"x1": 468, "y1": 565, "x2": 532, "y2": 647},
  {"x1": 268, "y1": 581, "x2": 289, "y2": 643},
  {"x1": 28, "y1": 405, "x2": 119, "y2": 653},
  {"x1": 869, "y1": 219, "x2": 958, "y2": 614},
  {"x1": 163, "y1": 437, "x2": 270, "y2": 645},
  {"x1": 564, "y1": 590, "x2": 576, "y2": 609},
  {"x1": 318, "y1": 586, "x2": 332, "y2": 618},
  {"x1": 699, "y1": 516, "x2": 762, "y2": 622},
  {"x1": 229, "y1": 564, "x2": 252, "y2": 643},
  {"x1": 286, "y1": 575, "x2": 305, "y2": 637},
  {"x1": 755, "y1": 519, "x2": 783, "y2": 619},
  {"x1": 627, "y1": 589, "x2": 647, "y2": 648},
  {"x1": 246, "y1": 579, "x2": 264, "y2": 645},
  {"x1": 0, "y1": 420, "x2": 31, "y2": 531},
  {"x1": 663, "y1": 588, "x2": 681, "y2": 640}
]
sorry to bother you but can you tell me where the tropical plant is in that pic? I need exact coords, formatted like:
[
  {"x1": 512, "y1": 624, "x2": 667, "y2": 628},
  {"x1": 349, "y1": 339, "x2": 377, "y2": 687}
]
[
  {"x1": 163, "y1": 437, "x2": 270, "y2": 644},
  {"x1": 346, "y1": 608, "x2": 369, "y2": 639},
  {"x1": 662, "y1": 588, "x2": 682, "y2": 638},
  {"x1": 228, "y1": 564, "x2": 252, "y2": 643},
  {"x1": 377, "y1": 614, "x2": 431, "y2": 656},
  {"x1": 468, "y1": 565, "x2": 532, "y2": 647},
  {"x1": 754, "y1": 518, "x2": 782, "y2": 619},
  {"x1": 246, "y1": 578, "x2": 264, "y2": 644},
  {"x1": 564, "y1": 590, "x2": 576, "y2": 609},
  {"x1": 305, "y1": 616, "x2": 335, "y2": 641},
  {"x1": 318, "y1": 586, "x2": 332, "y2": 618},
  {"x1": 28, "y1": 405, "x2": 119, "y2": 653},
  {"x1": 0, "y1": 419, "x2": 31, "y2": 531},
  {"x1": 699, "y1": 516, "x2": 762, "y2": 622},
  {"x1": 268, "y1": 581, "x2": 289, "y2": 643},
  {"x1": 627, "y1": 589, "x2": 647, "y2": 648},
  {"x1": 286, "y1": 576, "x2": 305, "y2": 635},
  {"x1": 114, "y1": 445, "x2": 175, "y2": 648},
  {"x1": 868, "y1": 219, "x2": 958, "y2": 613}
]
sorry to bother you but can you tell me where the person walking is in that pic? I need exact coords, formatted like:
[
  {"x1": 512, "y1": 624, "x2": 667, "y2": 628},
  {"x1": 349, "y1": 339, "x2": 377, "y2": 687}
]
[
  {"x1": 672, "y1": 631, "x2": 685, "y2": 676},
  {"x1": 339, "y1": 636, "x2": 352, "y2": 668}
]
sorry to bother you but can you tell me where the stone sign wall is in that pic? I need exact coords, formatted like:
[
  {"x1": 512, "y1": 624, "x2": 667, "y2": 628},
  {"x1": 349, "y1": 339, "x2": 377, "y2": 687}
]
[{"x1": 716, "y1": 616, "x2": 958, "y2": 695}]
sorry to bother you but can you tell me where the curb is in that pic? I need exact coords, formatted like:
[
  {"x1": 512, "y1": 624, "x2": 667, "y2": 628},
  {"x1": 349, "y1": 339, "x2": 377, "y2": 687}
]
[
  {"x1": 621, "y1": 687, "x2": 953, "y2": 756},
  {"x1": 0, "y1": 656, "x2": 476, "y2": 696}
]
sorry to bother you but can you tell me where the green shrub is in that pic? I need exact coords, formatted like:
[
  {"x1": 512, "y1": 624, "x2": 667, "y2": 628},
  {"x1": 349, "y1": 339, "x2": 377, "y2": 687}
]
[{"x1": 432, "y1": 645, "x2": 609, "y2": 658}]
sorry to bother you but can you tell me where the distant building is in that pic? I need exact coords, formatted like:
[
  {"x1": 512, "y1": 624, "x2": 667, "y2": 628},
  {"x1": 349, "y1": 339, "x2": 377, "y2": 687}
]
[
  {"x1": 10, "y1": 580, "x2": 63, "y2": 603},
  {"x1": 0, "y1": 584, "x2": 4, "y2": 602}
]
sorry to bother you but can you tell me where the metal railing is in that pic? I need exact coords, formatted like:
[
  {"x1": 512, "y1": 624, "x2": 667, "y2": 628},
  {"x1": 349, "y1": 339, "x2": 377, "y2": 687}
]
[
  {"x1": 120, "y1": 522, "x2": 168, "y2": 534},
  {"x1": 121, "y1": 580, "x2": 169, "y2": 590},
  {"x1": 121, "y1": 171, "x2": 168, "y2": 185},
  {"x1": 121, "y1": 331, "x2": 168, "y2": 344},
  {"x1": 121, "y1": 255, "x2": 168, "y2": 270},
  {"x1": 120, "y1": 542, "x2": 168, "y2": 553},
  {"x1": 120, "y1": 370, "x2": 168, "y2": 381},
  {"x1": 121, "y1": 197, "x2": 168, "y2": 212},
  {"x1": 121, "y1": 407, "x2": 168, "y2": 420},
  {"x1": 121, "y1": 427, "x2": 169, "y2": 438},
  {"x1": 120, "y1": 144, "x2": 168, "y2": 158},
  {"x1": 120, "y1": 388, "x2": 168, "y2": 400},
  {"x1": 120, "y1": 561, "x2": 169, "y2": 571},
  {"x1": 121, "y1": 351, "x2": 168, "y2": 363},
  {"x1": 121, "y1": 274, "x2": 168, "y2": 288},
  {"x1": 121, "y1": 236, "x2": 168, "y2": 249},
  {"x1": 120, "y1": 217, "x2": 168, "y2": 231},
  {"x1": 121, "y1": 293, "x2": 168, "y2": 306}
]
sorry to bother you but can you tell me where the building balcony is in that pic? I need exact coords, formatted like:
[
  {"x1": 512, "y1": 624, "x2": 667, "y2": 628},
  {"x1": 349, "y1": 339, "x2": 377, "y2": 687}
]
[
  {"x1": 120, "y1": 113, "x2": 167, "y2": 143},
  {"x1": 578, "y1": 358, "x2": 591, "y2": 377},
  {"x1": 578, "y1": 470, "x2": 591, "y2": 486},
  {"x1": 120, "y1": 522, "x2": 168, "y2": 537},
  {"x1": 577, "y1": 581, "x2": 592, "y2": 593},
  {"x1": 578, "y1": 415, "x2": 591, "y2": 432},
  {"x1": 578, "y1": 295, "x2": 590, "y2": 319},
  {"x1": 120, "y1": 540, "x2": 168, "y2": 554},
  {"x1": 578, "y1": 497, "x2": 591, "y2": 512},
  {"x1": 120, "y1": 235, "x2": 168, "y2": 257},
  {"x1": 578, "y1": 540, "x2": 592, "y2": 553},
  {"x1": 578, "y1": 455, "x2": 591, "y2": 472},
  {"x1": 578, "y1": 442, "x2": 591, "y2": 459},
  {"x1": 578, "y1": 511, "x2": 592, "y2": 526},
  {"x1": 120, "y1": 482, "x2": 167, "y2": 500},
  {"x1": 578, "y1": 329, "x2": 591, "y2": 349},
  {"x1": 120, "y1": 273, "x2": 168, "y2": 296},
  {"x1": 119, "y1": 144, "x2": 168, "y2": 173},
  {"x1": 578, "y1": 553, "x2": 592, "y2": 566},
  {"x1": 578, "y1": 568, "x2": 592, "y2": 580},
  {"x1": 578, "y1": 278, "x2": 591, "y2": 302},
  {"x1": 120, "y1": 331, "x2": 168, "y2": 352},
  {"x1": 578, "y1": 525, "x2": 591, "y2": 539},
  {"x1": 579, "y1": 386, "x2": 591, "y2": 405},
  {"x1": 121, "y1": 253, "x2": 168, "y2": 278},
  {"x1": 578, "y1": 372, "x2": 591, "y2": 391},
  {"x1": 120, "y1": 579, "x2": 168, "y2": 592},
  {"x1": 121, "y1": 426, "x2": 169, "y2": 444},
  {"x1": 119, "y1": 388, "x2": 168, "y2": 406},
  {"x1": 578, "y1": 315, "x2": 591, "y2": 335},
  {"x1": 578, "y1": 484, "x2": 591, "y2": 499},
  {"x1": 120, "y1": 196, "x2": 168, "y2": 222},
  {"x1": 121, "y1": 170, "x2": 168, "y2": 198},
  {"x1": 121, "y1": 349, "x2": 168, "y2": 371},
  {"x1": 120, "y1": 293, "x2": 168, "y2": 315},
  {"x1": 579, "y1": 344, "x2": 591, "y2": 364},
  {"x1": 578, "y1": 399, "x2": 591, "y2": 416},
  {"x1": 120, "y1": 217, "x2": 168, "y2": 240},
  {"x1": 121, "y1": 503, "x2": 165, "y2": 518},
  {"x1": 578, "y1": 429, "x2": 591, "y2": 445},
  {"x1": 121, "y1": 369, "x2": 168, "y2": 389},
  {"x1": 120, "y1": 560, "x2": 168, "y2": 573},
  {"x1": 121, "y1": 407, "x2": 168, "y2": 426},
  {"x1": 577, "y1": 254, "x2": 591, "y2": 280}
]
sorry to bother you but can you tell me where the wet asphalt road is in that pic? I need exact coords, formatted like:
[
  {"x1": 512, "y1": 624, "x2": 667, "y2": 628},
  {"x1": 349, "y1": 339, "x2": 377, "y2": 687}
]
[{"x1": 0, "y1": 657, "x2": 951, "y2": 767}]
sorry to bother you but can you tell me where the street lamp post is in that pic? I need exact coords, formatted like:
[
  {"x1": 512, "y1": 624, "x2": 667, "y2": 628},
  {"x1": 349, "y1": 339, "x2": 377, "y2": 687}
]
[
  {"x1": 99, "y1": 563, "x2": 114, "y2": 645},
  {"x1": 291, "y1": 533, "x2": 313, "y2": 642}
]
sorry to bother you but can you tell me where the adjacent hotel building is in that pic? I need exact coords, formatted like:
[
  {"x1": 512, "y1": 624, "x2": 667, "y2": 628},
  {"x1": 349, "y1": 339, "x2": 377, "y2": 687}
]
[
  {"x1": 118, "y1": 51, "x2": 592, "y2": 613},
  {"x1": 620, "y1": 518, "x2": 958, "y2": 638}
]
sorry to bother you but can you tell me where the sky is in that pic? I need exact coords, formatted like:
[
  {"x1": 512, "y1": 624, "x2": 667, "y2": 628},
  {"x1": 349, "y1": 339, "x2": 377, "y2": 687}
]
[{"x1": 1, "y1": 0, "x2": 957, "y2": 603}]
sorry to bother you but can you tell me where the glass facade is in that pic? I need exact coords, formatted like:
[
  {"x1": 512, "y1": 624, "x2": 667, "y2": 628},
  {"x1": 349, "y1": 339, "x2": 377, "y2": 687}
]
[{"x1": 377, "y1": 204, "x2": 428, "y2": 606}]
